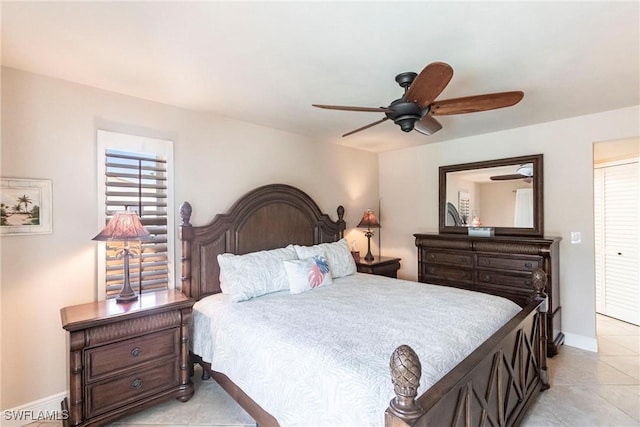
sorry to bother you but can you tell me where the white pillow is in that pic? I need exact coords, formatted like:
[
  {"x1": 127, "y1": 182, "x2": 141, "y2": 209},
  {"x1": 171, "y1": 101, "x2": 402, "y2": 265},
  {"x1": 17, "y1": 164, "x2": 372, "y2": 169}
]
[
  {"x1": 283, "y1": 255, "x2": 333, "y2": 294},
  {"x1": 293, "y1": 238, "x2": 356, "y2": 278},
  {"x1": 217, "y1": 246, "x2": 298, "y2": 302}
]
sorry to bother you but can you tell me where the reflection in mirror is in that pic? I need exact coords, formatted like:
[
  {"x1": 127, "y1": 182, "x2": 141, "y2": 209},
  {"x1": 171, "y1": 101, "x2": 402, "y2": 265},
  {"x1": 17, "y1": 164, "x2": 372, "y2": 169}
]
[{"x1": 439, "y1": 154, "x2": 543, "y2": 236}]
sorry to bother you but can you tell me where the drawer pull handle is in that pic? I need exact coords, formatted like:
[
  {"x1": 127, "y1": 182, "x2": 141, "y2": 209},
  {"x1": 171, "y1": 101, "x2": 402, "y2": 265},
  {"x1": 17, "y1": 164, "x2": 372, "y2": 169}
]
[
  {"x1": 525, "y1": 280, "x2": 532, "y2": 286},
  {"x1": 483, "y1": 274, "x2": 491, "y2": 281},
  {"x1": 131, "y1": 378, "x2": 143, "y2": 389},
  {"x1": 524, "y1": 262, "x2": 533, "y2": 269},
  {"x1": 460, "y1": 257, "x2": 466, "y2": 263},
  {"x1": 131, "y1": 347, "x2": 142, "y2": 357}
]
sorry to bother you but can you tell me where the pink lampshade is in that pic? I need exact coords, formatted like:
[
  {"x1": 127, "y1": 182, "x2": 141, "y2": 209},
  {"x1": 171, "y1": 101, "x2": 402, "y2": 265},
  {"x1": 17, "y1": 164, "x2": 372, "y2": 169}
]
[
  {"x1": 92, "y1": 211, "x2": 150, "y2": 241},
  {"x1": 357, "y1": 209, "x2": 380, "y2": 229}
]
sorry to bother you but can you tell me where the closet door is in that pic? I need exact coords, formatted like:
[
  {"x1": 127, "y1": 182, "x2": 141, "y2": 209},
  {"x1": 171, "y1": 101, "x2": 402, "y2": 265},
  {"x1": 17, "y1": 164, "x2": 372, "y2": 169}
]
[
  {"x1": 595, "y1": 161, "x2": 639, "y2": 325},
  {"x1": 594, "y1": 168, "x2": 605, "y2": 314}
]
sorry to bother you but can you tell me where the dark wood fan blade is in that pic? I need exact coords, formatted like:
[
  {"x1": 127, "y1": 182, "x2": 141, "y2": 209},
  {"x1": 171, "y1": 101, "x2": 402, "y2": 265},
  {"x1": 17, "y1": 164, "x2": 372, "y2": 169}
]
[
  {"x1": 431, "y1": 91, "x2": 524, "y2": 115},
  {"x1": 342, "y1": 117, "x2": 389, "y2": 137},
  {"x1": 404, "y1": 62, "x2": 454, "y2": 109},
  {"x1": 414, "y1": 115, "x2": 442, "y2": 135},
  {"x1": 490, "y1": 173, "x2": 528, "y2": 181},
  {"x1": 312, "y1": 104, "x2": 393, "y2": 113}
]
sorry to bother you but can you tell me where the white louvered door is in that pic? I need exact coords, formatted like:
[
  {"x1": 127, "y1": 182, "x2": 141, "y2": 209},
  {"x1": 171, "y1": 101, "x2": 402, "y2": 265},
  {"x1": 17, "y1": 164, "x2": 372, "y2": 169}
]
[{"x1": 594, "y1": 160, "x2": 639, "y2": 325}]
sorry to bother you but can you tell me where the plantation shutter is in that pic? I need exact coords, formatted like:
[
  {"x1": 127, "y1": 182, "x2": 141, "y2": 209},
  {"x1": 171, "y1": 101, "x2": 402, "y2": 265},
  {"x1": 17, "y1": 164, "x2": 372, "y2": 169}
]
[{"x1": 103, "y1": 149, "x2": 169, "y2": 298}]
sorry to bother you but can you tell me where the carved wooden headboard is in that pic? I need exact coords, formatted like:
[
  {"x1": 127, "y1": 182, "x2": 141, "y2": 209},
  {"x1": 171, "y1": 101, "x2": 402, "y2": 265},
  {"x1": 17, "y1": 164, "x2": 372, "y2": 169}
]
[{"x1": 179, "y1": 184, "x2": 346, "y2": 301}]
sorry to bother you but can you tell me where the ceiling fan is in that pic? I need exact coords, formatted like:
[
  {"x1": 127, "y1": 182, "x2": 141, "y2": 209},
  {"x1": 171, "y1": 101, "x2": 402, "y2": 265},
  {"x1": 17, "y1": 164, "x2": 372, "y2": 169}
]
[
  {"x1": 490, "y1": 164, "x2": 534, "y2": 181},
  {"x1": 312, "y1": 62, "x2": 524, "y2": 137}
]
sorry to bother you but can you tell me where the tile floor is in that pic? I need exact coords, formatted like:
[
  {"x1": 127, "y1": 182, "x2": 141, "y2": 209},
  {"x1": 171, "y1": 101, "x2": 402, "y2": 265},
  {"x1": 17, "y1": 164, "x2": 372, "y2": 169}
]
[
  {"x1": 32, "y1": 314, "x2": 638, "y2": 427},
  {"x1": 521, "y1": 314, "x2": 639, "y2": 426}
]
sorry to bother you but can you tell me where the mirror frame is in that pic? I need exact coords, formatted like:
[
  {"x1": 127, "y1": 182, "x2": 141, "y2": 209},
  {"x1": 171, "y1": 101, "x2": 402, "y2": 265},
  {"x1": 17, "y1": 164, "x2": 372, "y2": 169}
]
[{"x1": 439, "y1": 154, "x2": 544, "y2": 237}]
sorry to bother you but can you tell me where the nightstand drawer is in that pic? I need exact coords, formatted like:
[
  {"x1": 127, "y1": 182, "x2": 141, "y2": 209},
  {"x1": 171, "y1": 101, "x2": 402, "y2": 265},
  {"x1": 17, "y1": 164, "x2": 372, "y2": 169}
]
[
  {"x1": 86, "y1": 359, "x2": 179, "y2": 418},
  {"x1": 86, "y1": 328, "x2": 179, "y2": 382}
]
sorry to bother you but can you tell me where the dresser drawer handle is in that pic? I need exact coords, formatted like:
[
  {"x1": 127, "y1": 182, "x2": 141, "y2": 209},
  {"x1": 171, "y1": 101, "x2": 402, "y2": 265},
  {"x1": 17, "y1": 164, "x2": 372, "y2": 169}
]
[
  {"x1": 482, "y1": 274, "x2": 491, "y2": 281},
  {"x1": 524, "y1": 262, "x2": 533, "y2": 269},
  {"x1": 459, "y1": 257, "x2": 466, "y2": 263},
  {"x1": 525, "y1": 280, "x2": 532, "y2": 286},
  {"x1": 131, "y1": 347, "x2": 142, "y2": 357},
  {"x1": 131, "y1": 378, "x2": 143, "y2": 389}
]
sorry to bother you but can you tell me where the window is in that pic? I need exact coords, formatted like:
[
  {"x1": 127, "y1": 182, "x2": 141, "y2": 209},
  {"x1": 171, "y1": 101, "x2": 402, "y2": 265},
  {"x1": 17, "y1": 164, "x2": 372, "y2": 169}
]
[{"x1": 97, "y1": 130, "x2": 174, "y2": 299}]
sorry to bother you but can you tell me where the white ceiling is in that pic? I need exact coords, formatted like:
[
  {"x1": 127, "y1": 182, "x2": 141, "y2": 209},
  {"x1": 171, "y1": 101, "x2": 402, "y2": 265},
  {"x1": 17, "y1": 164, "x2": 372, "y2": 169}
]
[{"x1": 2, "y1": 1, "x2": 638, "y2": 152}]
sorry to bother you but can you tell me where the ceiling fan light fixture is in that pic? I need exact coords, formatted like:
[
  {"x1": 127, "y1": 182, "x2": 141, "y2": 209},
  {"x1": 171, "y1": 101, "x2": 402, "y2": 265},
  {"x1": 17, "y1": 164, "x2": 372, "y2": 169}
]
[
  {"x1": 414, "y1": 115, "x2": 443, "y2": 136},
  {"x1": 516, "y1": 164, "x2": 534, "y2": 177}
]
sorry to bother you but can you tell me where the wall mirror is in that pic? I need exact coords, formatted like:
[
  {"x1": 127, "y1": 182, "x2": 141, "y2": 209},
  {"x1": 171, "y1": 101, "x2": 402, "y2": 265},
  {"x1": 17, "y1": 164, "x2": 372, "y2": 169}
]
[{"x1": 439, "y1": 154, "x2": 543, "y2": 237}]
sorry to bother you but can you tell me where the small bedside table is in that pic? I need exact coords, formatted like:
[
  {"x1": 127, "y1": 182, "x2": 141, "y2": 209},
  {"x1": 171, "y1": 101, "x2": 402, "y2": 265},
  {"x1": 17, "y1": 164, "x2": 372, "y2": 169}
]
[
  {"x1": 356, "y1": 256, "x2": 401, "y2": 278},
  {"x1": 60, "y1": 290, "x2": 194, "y2": 427}
]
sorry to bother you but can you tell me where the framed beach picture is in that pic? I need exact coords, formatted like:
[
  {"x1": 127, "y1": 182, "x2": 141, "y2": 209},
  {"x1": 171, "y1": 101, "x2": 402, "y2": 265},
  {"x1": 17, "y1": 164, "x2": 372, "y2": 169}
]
[{"x1": 0, "y1": 178, "x2": 52, "y2": 236}]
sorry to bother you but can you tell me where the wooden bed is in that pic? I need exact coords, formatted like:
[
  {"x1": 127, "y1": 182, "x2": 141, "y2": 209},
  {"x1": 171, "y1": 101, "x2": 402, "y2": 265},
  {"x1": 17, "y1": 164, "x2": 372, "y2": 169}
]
[{"x1": 179, "y1": 183, "x2": 549, "y2": 427}]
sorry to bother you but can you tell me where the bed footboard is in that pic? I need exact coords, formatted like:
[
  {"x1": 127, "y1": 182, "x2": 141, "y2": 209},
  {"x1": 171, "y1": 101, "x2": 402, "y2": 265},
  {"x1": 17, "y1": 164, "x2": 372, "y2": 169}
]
[{"x1": 386, "y1": 301, "x2": 548, "y2": 427}]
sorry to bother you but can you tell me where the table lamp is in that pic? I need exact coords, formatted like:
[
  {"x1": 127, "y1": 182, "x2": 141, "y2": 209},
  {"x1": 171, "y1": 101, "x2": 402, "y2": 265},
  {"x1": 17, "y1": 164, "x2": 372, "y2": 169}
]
[
  {"x1": 93, "y1": 210, "x2": 150, "y2": 303},
  {"x1": 357, "y1": 209, "x2": 381, "y2": 262}
]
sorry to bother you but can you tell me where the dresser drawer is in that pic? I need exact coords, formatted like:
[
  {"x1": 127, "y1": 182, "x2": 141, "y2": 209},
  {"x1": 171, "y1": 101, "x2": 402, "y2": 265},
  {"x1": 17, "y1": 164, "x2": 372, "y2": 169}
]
[
  {"x1": 86, "y1": 328, "x2": 179, "y2": 382},
  {"x1": 476, "y1": 271, "x2": 534, "y2": 290},
  {"x1": 85, "y1": 359, "x2": 179, "y2": 418},
  {"x1": 424, "y1": 250, "x2": 473, "y2": 267},
  {"x1": 476, "y1": 255, "x2": 542, "y2": 272},
  {"x1": 424, "y1": 264, "x2": 474, "y2": 284}
]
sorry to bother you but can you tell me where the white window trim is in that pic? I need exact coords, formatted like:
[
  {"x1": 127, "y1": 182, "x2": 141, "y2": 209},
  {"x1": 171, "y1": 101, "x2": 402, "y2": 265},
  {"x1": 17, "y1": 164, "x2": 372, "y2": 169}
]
[{"x1": 96, "y1": 129, "x2": 175, "y2": 300}]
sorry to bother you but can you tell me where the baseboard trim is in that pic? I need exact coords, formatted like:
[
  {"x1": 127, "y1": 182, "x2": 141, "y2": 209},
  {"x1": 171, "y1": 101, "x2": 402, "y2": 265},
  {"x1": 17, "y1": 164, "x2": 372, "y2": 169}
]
[
  {"x1": 1, "y1": 391, "x2": 68, "y2": 426},
  {"x1": 562, "y1": 331, "x2": 598, "y2": 352}
]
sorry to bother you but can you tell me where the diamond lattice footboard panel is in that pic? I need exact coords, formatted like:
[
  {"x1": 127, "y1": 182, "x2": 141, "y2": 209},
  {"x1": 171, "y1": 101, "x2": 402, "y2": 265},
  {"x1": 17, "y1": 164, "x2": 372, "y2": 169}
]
[{"x1": 408, "y1": 302, "x2": 546, "y2": 427}]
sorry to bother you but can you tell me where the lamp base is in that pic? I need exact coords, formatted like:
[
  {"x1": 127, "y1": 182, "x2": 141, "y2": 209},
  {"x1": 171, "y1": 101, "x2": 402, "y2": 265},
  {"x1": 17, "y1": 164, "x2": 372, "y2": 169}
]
[
  {"x1": 116, "y1": 278, "x2": 138, "y2": 303},
  {"x1": 116, "y1": 249, "x2": 138, "y2": 304},
  {"x1": 116, "y1": 293, "x2": 139, "y2": 304},
  {"x1": 364, "y1": 232, "x2": 374, "y2": 262}
]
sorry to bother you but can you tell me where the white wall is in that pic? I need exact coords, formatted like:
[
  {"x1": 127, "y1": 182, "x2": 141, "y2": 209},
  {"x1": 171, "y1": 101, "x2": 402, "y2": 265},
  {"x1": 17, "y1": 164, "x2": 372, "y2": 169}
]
[
  {"x1": 0, "y1": 67, "x2": 379, "y2": 410},
  {"x1": 379, "y1": 105, "x2": 640, "y2": 350}
]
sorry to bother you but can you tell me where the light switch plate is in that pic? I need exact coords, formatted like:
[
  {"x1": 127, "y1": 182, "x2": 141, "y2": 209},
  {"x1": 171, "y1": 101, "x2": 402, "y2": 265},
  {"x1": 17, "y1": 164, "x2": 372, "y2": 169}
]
[{"x1": 571, "y1": 232, "x2": 581, "y2": 244}]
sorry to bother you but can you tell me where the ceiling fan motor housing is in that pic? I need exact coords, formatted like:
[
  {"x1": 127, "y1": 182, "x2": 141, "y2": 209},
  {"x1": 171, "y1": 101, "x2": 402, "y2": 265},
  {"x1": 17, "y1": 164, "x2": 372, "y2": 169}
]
[{"x1": 386, "y1": 99, "x2": 423, "y2": 132}]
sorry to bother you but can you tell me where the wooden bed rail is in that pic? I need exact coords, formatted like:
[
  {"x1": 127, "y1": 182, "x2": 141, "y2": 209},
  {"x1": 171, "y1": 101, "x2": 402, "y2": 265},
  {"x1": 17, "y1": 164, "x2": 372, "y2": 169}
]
[{"x1": 386, "y1": 268, "x2": 549, "y2": 427}]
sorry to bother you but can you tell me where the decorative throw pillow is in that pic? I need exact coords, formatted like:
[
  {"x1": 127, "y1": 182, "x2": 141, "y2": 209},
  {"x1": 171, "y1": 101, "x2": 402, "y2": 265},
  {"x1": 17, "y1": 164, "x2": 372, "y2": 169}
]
[
  {"x1": 293, "y1": 238, "x2": 357, "y2": 278},
  {"x1": 217, "y1": 246, "x2": 298, "y2": 302},
  {"x1": 284, "y1": 255, "x2": 333, "y2": 294}
]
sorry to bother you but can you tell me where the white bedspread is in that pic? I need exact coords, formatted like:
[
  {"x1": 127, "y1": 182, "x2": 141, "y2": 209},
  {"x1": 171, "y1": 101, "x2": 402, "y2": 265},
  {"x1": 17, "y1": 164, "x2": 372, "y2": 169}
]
[{"x1": 191, "y1": 273, "x2": 521, "y2": 427}]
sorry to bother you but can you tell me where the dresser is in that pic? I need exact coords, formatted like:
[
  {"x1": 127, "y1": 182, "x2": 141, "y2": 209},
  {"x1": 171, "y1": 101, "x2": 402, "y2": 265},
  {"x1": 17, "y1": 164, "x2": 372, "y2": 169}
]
[
  {"x1": 414, "y1": 233, "x2": 562, "y2": 356},
  {"x1": 60, "y1": 290, "x2": 194, "y2": 426},
  {"x1": 356, "y1": 256, "x2": 402, "y2": 278}
]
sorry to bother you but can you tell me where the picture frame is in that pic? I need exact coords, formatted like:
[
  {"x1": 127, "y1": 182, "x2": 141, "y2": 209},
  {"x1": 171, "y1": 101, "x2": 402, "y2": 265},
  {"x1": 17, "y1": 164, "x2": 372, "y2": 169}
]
[{"x1": 0, "y1": 178, "x2": 52, "y2": 236}]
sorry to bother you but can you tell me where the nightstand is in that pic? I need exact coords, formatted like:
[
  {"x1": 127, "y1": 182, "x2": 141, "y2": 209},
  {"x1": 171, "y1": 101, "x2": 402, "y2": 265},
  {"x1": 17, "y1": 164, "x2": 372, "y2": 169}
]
[
  {"x1": 356, "y1": 256, "x2": 401, "y2": 278},
  {"x1": 60, "y1": 290, "x2": 194, "y2": 427}
]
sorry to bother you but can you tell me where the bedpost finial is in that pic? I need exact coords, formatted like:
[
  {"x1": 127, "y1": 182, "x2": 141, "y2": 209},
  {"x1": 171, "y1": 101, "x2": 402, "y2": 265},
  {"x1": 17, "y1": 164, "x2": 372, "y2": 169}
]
[
  {"x1": 531, "y1": 268, "x2": 548, "y2": 297},
  {"x1": 388, "y1": 344, "x2": 423, "y2": 422},
  {"x1": 180, "y1": 202, "x2": 192, "y2": 225}
]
